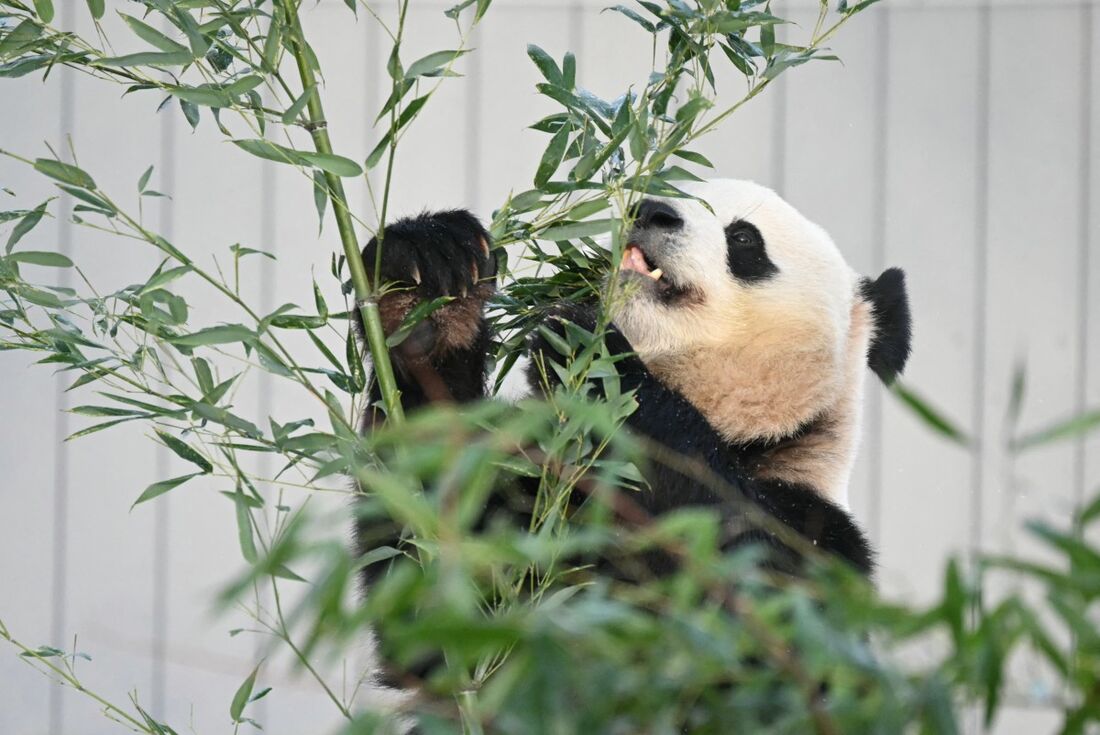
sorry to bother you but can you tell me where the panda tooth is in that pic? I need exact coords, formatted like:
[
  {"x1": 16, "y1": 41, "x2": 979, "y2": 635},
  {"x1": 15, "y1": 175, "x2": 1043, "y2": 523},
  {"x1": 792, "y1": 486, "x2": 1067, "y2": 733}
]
[{"x1": 648, "y1": 268, "x2": 663, "y2": 281}]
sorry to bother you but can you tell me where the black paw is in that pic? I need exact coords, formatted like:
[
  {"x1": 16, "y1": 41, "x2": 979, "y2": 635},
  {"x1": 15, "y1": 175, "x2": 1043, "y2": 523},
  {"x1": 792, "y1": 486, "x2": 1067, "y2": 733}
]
[{"x1": 362, "y1": 210, "x2": 496, "y2": 299}]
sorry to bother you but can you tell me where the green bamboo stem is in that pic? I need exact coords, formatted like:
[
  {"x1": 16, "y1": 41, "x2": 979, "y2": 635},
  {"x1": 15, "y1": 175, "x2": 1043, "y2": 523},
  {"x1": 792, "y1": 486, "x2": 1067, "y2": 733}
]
[{"x1": 280, "y1": 0, "x2": 405, "y2": 424}]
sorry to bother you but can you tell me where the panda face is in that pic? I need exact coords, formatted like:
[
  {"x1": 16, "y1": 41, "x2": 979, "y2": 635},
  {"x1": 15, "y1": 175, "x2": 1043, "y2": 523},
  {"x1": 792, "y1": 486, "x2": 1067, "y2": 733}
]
[{"x1": 613, "y1": 179, "x2": 858, "y2": 364}]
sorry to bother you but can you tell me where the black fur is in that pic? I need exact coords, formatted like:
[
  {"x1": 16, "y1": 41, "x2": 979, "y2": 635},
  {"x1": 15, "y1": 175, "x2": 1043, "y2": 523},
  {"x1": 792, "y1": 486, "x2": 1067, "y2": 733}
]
[
  {"x1": 360, "y1": 209, "x2": 495, "y2": 299},
  {"x1": 527, "y1": 303, "x2": 873, "y2": 577},
  {"x1": 725, "y1": 220, "x2": 779, "y2": 283},
  {"x1": 860, "y1": 267, "x2": 912, "y2": 384}
]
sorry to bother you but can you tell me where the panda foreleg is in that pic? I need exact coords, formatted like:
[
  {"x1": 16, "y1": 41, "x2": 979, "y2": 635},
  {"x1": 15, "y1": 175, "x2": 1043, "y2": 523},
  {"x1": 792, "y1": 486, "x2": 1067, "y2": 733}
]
[
  {"x1": 355, "y1": 211, "x2": 497, "y2": 585},
  {"x1": 356, "y1": 210, "x2": 498, "y2": 417}
]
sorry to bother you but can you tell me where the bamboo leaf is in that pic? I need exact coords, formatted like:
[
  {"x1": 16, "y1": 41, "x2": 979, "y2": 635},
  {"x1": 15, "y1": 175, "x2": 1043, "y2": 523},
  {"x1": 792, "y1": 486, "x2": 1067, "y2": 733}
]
[
  {"x1": 365, "y1": 133, "x2": 391, "y2": 170},
  {"x1": 33, "y1": 0, "x2": 54, "y2": 23},
  {"x1": 140, "y1": 265, "x2": 191, "y2": 294},
  {"x1": 33, "y1": 159, "x2": 95, "y2": 189},
  {"x1": 230, "y1": 484, "x2": 258, "y2": 563},
  {"x1": 281, "y1": 85, "x2": 315, "y2": 125},
  {"x1": 8, "y1": 251, "x2": 72, "y2": 267},
  {"x1": 5, "y1": 201, "x2": 48, "y2": 253},
  {"x1": 192, "y1": 402, "x2": 262, "y2": 439},
  {"x1": 534, "y1": 124, "x2": 570, "y2": 187},
  {"x1": 132, "y1": 472, "x2": 203, "y2": 508},
  {"x1": 119, "y1": 13, "x2": 188, "y2": 54},
  {"x1": 179, "y1": 99, "x2": 200, "y2": 130},
  {"x1": 223, "y1": 75, "x2": 264, "y2": 96},
  {"x1": 71, "y1": 405, "x2": 146, "y2": 417},
  {"x1": 231, "y1": 138, "x2": 303, "y2": 166},
  {"x1": 311, "y1": 170, "x2": 327, "y2": 233},
  {"x1": 539, "y1": 218, "x2": 617, "y2": 241},
  {"x1": 137, "y1": 165, "x2": 153, "y2": 192},
  {"x1": 261, "y1": 10, "x2": 282, "y2": 72},
  {"x1": 0, "y1": 20, "x2": 42, "y2": 59},
  {"x1": 66, "y1": 418, "x2": 132, "y2": 440},
  {"x1": 527, "y1": 44, "x2": 563, "y2": 86},
  {"x1": 298, "y1": 151, "x2": 362, "y2": 177},
  {"x1": 1015, "y1": 409, "x2": 1100, "y2": 451},
  {"x1": 1079, "y1": 493, "x2": 1100, "y2": 526},
  {"x1": 405, "y1": 49, "x2": 468, "y2": 79},
  {"x1": 385, "y1": 296, "x2": 454, "y2": 350},
  {"x1": 672, "y1": 149, "x2": 714, "y2": 168},
  {"x1": 154, "y1": 429, "x2": 212, "y2": 473},
  {"x1": 98, "y1": 51, "x2": 193, "y2": 68},
  {"x1": 86, "y1": 0, "x2": 104, "y2": 20},
  {"x1": 56, "y1": 184, "x2": 115, "y2": 213},
  {"x1": 172, "y1": 6, "x2": 209, "y2": 57},
  {"x1": 168, "y1": 84, "x2": 232, "y2": 108},
  {"x1": 891, "y1": 383, "x2": 970, "y2": 446},
  {"x1": 603, "y1": 5, "x2": 657, "y2": 33},
  {"x1": 170, "y1": 324, "x2": 254, "y2": 347}
]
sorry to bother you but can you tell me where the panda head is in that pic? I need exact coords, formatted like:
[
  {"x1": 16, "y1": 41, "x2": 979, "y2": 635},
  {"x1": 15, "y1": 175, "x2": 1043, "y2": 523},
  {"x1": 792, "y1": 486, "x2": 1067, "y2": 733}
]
[{"x1": 611, "y1": 179, "x2": 911, "y2": 502}]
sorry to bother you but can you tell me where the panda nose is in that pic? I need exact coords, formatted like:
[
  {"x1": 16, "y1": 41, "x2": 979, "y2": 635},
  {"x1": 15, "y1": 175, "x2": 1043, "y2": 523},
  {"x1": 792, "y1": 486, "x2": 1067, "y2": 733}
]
[{"x1": 631, "y1": 199, "x2": 684, "y2": 230}]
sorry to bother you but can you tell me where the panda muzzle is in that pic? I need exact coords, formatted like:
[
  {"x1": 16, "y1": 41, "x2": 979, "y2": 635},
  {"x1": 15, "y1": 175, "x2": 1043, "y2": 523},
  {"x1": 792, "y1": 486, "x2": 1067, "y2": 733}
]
[{"x1": 622, "y1": 244, "x2": 663, "y2": 281}]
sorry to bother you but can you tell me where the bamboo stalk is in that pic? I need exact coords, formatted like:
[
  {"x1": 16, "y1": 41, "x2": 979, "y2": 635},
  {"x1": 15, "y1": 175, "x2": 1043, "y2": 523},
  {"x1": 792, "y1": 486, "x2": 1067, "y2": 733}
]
[{"x1": 280, "y1": 0, "x2": 405, "y2": 424}]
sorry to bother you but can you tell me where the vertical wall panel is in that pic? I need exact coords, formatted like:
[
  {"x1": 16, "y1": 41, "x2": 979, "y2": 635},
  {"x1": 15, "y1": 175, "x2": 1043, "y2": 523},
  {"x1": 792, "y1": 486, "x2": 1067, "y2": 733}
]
[
  {"x1": 475, "y1": 6, "x2": 573, "y2": 220},
  {"x1": 159, "y1": 63, "x2": 267, "y2": 734},
  {"x1": 1082, "y1": 6, "x2": 1100, "y2": 522},
  {"x1": 52, "y1": 6, "x2": 171, "y2": 725},
  {"x1": 877, "y1": 7, "x2": 982, "y2": 604},
  {"x1": 980, "y1": 7, "x2": 1085, "y2": 563},
  {"x1": 0, "y1": 70, "x2": 65, "y2": 735},
  {"x1": 980, "y1": 9, "x2": 1088, "y2": 730}
]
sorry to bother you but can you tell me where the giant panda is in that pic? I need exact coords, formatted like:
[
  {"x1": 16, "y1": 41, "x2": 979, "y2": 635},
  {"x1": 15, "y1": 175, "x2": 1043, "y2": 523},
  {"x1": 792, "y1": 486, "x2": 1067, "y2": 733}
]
[{"x1": 352, "y1": 178, "x2": 911, "y2": 714}]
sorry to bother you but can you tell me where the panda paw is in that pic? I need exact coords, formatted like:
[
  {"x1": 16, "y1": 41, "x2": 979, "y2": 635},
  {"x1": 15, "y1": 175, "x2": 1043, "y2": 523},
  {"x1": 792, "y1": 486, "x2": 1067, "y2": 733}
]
[
  {"x1": 360, "y1": 210, "x2": 496, "y2": 360},
  {"x1": 363, "y1": 209, "x2": 495, "y2": 298}
]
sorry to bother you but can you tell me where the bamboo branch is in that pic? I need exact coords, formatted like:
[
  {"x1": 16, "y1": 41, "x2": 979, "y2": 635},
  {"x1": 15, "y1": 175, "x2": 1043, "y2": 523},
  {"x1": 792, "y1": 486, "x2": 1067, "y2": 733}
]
[{"x1": 279, "y1": 0, "x2": 405, "y2": 424}]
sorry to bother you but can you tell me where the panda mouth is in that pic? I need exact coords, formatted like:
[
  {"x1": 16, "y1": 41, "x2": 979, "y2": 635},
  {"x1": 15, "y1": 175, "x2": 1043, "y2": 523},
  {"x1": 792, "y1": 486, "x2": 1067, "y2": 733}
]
[
  {"x1": 620, "y1": 243, "x2": 697, "y2": 303},
  {"x1": 621, "y1": 244, "x2": 664, "y2": 281}
]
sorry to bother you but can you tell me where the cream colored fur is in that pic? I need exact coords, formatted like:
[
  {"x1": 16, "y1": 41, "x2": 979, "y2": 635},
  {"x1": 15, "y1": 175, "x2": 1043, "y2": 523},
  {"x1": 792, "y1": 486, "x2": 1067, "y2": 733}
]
[{"x1": 612, "y1": 179, "x2": 875, "y2": 508}]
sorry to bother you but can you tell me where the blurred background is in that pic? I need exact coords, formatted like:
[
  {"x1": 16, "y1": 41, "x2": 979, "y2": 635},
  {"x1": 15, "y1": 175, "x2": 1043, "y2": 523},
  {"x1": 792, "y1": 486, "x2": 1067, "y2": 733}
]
[{"x1": 1, "y1": 0, "x2": 1097, "y2": 732}]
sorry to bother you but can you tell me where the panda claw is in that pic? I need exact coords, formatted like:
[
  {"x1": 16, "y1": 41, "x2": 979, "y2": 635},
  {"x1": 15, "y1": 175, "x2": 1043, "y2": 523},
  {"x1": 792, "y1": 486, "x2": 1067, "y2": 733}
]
[{"x1": 410, "y1": 263, "x2": 422, "y2": 285}]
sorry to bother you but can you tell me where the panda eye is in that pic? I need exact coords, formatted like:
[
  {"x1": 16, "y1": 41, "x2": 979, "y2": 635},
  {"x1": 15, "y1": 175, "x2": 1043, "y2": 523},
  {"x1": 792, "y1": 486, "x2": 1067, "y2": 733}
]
[
  {"x1": 725, "y1": 220, "x2": 777, "y2": 283},
  {"x1": 728, "y1": 224, "x2": 761, "y2": 247}
]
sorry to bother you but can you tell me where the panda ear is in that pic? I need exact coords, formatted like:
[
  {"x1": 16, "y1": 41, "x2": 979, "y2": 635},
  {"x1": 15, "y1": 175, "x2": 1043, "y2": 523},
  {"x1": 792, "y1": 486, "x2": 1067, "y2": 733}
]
[{"x1": 860, "y1": 268, "x2": 911, "y2": 384}]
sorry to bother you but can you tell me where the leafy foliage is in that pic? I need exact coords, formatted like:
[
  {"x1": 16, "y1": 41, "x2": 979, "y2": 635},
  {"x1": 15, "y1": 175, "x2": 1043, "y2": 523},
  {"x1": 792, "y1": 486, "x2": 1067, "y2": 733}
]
[{"x1": 2, "y1": 1, "x2": 1099, "y2": 734}]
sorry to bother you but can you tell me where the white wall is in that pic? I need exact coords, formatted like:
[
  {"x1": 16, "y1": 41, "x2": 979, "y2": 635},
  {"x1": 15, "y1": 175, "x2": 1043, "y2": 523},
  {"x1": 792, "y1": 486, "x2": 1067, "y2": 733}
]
[{"x1": 1, "y1": 1, "x2": 1097, "y2": 733}]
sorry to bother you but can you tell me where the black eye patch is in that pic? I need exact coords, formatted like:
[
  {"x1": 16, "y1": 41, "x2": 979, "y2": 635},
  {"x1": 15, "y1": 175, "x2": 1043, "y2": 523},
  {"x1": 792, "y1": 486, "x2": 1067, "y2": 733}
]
[{"x1": 725, "y1": 220, "x2": 778, "y2": 283}]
